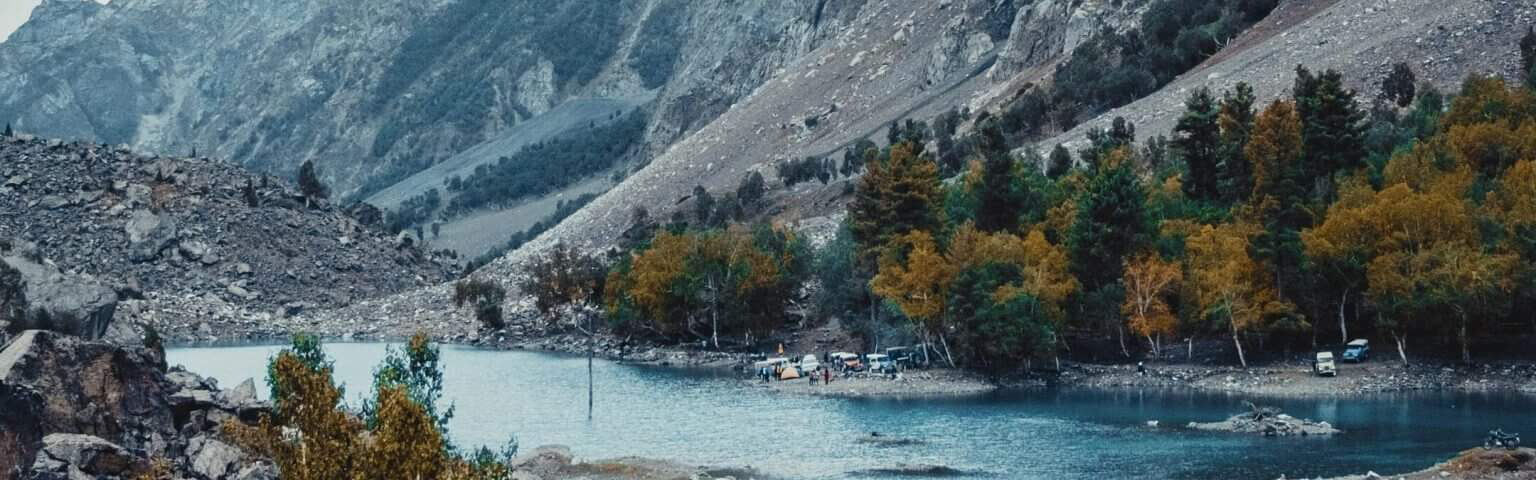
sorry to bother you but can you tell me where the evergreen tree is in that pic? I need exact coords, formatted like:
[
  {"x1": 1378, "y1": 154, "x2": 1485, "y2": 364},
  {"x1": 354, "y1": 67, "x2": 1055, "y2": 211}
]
[
  {"x1": 1079, "y1": 117, "x2": 1135, "y2": 169},
  {"x1": 1047, "y1": 144, "x2": 1073, "y2": 179},
  {"x1": 1174, "y1": 87, "x2": 1221, "y2": 201},
  {"x1": 1381, "y1": 62, "x2": 1417, "y2": 108},
  {"x1": 737, "y1": 171, "x2": 766, "y2": 207},
  {"x1": 848, "y1": 141, "x2": 944, "y2": 269},
  {"x1": 3, "y1": 123, "x2": 11, "y2": 138},
  {"x1": 692, "y1": 185, "x2": 714, "y2": 225},
  {"x1": 1069, "y1": 148, "x2": 1149, "y2": 294},
  {"x1": 298, "y1": 160, "x2": 330, "y2": 207},
  {"x1": 1217, "y1": 83, "x2": 1257, "y2": 203},
  {"x1": 974, "y1": 120, "x2": 1021, "y2": 233},
  {"x1": 1293, "y1": 66, "x2": 1366, "y2": 187},
  {"x1": 1246, "y1": 100, "x2": 1309, "y2": 299},
  {"x1": 1522, "y1": 26, "x2": 1536, "y2": 89}
]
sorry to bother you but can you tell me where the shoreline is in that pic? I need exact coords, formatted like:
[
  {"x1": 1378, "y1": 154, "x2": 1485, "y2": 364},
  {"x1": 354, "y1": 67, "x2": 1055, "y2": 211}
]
[{"x1": 164, "y1": 328, "x2": 1536, "y2": 399}]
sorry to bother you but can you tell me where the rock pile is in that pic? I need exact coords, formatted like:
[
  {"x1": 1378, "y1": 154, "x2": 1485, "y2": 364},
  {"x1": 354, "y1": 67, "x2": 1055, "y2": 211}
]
[
  {"x1": 0, "y1": 136, "x2": 454, "y2": 342},
  {"x1": 0, "y1": 330, "x2": 274, "y2": 479},
  {"x1": 1186, "y1": 402, "x2": 1341, "y2": 437}
]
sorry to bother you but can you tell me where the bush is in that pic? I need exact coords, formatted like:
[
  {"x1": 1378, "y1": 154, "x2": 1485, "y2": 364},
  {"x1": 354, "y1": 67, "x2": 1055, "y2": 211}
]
[{"x1": 454, "y1": 279, "x2": 507, "y2": 330}]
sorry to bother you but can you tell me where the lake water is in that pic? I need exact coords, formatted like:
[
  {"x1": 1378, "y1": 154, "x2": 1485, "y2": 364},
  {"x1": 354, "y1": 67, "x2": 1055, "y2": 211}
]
[{"x1": 166, "y1": 343, "x2": 1536, "y2": 479}]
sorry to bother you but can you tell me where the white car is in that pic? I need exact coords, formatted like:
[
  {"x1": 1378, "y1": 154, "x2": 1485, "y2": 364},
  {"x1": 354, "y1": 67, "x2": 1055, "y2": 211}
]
[
  {"x1": 866, "y1": 353, "x2": 894, "y2": 373},
  {"x1": 799, "y1": 354, "x2": 821, "y2": 373}
]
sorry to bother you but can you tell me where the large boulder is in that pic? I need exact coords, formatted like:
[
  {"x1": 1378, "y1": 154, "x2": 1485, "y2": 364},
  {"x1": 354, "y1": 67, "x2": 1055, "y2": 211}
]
[
  {"x1": 26, "y1": 433, "x2": 145, "y2": 480},
  {"x1": 0, "y1": 253, "x2": 117, "y2": 340},
  {"x1": 0, "y1": 330, "x2": 174, "y2": 474},
  {"x1": 187, "y1": 435, "x2": 243, "y2": 480},
  {"x1": 124, "y1": 210, "x2": 177, "y2": 262}
]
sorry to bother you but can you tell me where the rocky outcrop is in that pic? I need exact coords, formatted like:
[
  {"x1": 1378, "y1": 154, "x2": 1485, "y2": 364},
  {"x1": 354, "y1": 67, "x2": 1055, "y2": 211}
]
[
  {"x1": 26, "y1": 434, "x2": 148, "y2": 480},
  {"x1": 1186, "y1": 403, "x2": 1341, "y2": 437},
  {"x1": 1, "y1": 241, "x2": 118, "y2": 340},
  {"x1": 0, "y1": 136, "x2": 453, "y2": 342},
  {"x1": 0, "y1": 330, "x2": 273, "y2": 479}
]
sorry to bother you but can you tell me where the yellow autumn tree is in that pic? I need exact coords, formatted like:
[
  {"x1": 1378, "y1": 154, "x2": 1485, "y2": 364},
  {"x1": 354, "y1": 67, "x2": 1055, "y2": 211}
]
[
  {"x1": 1121, "y1": 253, "x2": 1180, "y2": 358},
  {"x1": 871, "y1": 230, "x2": 956, "y2": 365},
  {"x1": 1185, "y1": 222, "x2": 1295, "y2": 367}
]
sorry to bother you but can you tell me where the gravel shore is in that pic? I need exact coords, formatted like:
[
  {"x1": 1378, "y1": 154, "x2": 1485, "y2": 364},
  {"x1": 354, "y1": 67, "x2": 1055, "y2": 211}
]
[{"x1": 755, "y1": 368, "x2": 996, "y2": 397}]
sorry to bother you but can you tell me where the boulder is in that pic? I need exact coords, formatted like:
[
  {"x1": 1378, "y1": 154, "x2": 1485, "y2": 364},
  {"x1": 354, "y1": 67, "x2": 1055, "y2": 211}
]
[
  {"x1": 125, "y1": 210, "x2": 178, "y2": 262},
  {"x1": 26, "y1": 434, "x2": 145, "y2": 480},
  {"x1": 124, "y1": 184, "x2": 152, "y2": 208},
  {"x1": 218, "y1": 378, "x2": 257, "y2": 408},
  {"x1": 188, "y1": 435, "x2": 243, "y2": 479},
  {"x1": 510, "y1": 445, "x2": 573, "y2": 478},
  {"x1": 1, "y1": 253, "x2": 118, "y2": 340},
  {"x1": 0, "y1": 330, "x2": 175, "y2": 474},
  {"x1": 178, "y1": 240, "x2": 210, "y2": 261},
  {"x1": 232, "y1": 462, "x2": 278, "y2": 480}
]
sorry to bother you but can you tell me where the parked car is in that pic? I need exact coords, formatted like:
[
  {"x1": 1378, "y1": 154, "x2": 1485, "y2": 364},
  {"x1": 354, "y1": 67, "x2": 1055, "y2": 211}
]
[
  {"x1": 799, "y1": 354, "x2": 821, "y2": 373},
  {"x1": 829, "y1": 352, "x2": 860, "y2": 371},
  {"x1": 1341, "y1": 339, "x2": 1369, "y2": 362},
  {"x1": 866, "y1": 354, "x2": 895, "y2": 373},
  {"x1": 885, "y1": 347, "x2": 912, "y2": 367},
  {"x1": 1313, "y1": 351, "x2": 1337, "y2": 377}
]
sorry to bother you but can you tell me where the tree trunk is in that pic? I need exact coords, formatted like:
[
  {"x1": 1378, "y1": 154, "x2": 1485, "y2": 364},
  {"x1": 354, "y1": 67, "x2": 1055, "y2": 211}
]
[
  {"x1": 1338, "y1": 288, "x2": 1350, "y2": 345},
  {"x1": 1458, "y1": 310, "x2": 1471, "y2": 364},
  {"x1": 711, "y1": 306, "x2": 720, "y2": 351},
  {"x1": 1118, "y1": 324, "x2": 1130, "y2": 358},
  {"x1": 1187, "y1": 337, "x2": 1193, "y2": 362},
  {"x1": 588, "y1": 315, "x2": 595, "y2": 421},
  {"x1": 939, "y1": 333, "x2": 957, "y2": 368},
  {"x1": 1391, "y1": 329, "x2": 1409, "y2": 366},
  {"x1": 1231, "y1": 321, "x2": 1247, "y2": 368},
  {"x1": 1146, "y1": 334, "x2": 1158, "y2": 360}
]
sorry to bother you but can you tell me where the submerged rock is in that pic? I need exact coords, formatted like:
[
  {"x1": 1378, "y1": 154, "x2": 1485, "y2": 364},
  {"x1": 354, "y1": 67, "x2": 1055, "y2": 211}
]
[{"x1": 850, "y1": 463, "x2": 973, "y2": 477}]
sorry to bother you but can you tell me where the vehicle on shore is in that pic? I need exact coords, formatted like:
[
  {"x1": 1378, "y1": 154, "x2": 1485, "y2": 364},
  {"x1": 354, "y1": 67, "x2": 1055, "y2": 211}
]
[
  {"x1": 799, "y1": 354, "x2": 821, "y2": 373},
  {"x1": 885, "y1": 347, "x2": 912, "y2": 368},
  {"x1": 1486, "y1": 429, "x2": 1521, "y2": 450},
  {"x1": 866, "y1": 354, "x2": 894, "y2": 374},
  {"x1": 831, "y1": 352, "x2": 863, "y2": 372},
  {"x1": 1342, "y1": 339, "x2": 1370, "y2": 362},
  {"x1": 1313, "y1": 352, "x2": 1337, "y2": 377}
]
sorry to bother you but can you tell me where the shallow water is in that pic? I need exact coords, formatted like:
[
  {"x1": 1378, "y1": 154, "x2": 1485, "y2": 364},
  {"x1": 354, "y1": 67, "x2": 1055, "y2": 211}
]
[{"x1": 167, "y1": 343, "x2": 1536, "y2": 479}]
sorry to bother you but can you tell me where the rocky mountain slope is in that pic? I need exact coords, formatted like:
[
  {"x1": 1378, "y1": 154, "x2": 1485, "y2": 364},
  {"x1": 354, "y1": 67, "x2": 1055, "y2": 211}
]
[
  {"x1": 1041, "y1": 0, "x2": 1535, "y2": 152},
  {"x1": 0, "y1": 134, "x2": 451, "y2": 342},
  {"x1": 297, "y1": 0, "x2": 1534, "y2": 343},
  {"x1": 0, "y1": 0, "x2": 869, "y2": 200}
]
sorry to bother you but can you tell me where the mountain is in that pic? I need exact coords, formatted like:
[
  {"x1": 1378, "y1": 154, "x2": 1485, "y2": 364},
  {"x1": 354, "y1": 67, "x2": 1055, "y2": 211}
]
[
  {"x1": 0, "y1": 0, "x2": 868, "y2": 200},
  {"x1": 3, "y1": 0, "x2": 1530, "y2": 340}
]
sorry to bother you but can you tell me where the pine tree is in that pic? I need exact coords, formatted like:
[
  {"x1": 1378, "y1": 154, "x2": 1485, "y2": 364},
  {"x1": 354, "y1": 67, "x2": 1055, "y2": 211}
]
[
  {"x1": 973, "y1": 120, "x2": 1020, "y2": 233},
  {"x1": 2, "y1": 123, "x2": 11, "y2": 138},
  {"x1": 1217, "y1": 83, "x2": 1256, "y2": 203},
  {"x1": 1522, "y1": 26, "x2": 1536, "y2": 89},
  {"x1": 297, "y1": 160, "x2": 330, "y2": 207},
  {"x1": 1175, "y1": 87, "x2": 1221, "y2": 201},
  {"x1": 1047, "y1": 144, "x2": 1073, "y2": 179},
  {"x1": 692, "y1": 185, "x2": 714, "y2": 225},
  {"x1": 848, "y1": 141, "x2": 943, "y2": 269},
  {"x1": 1293, "y1": 66, "x2": 1366, "y2": 186},
  {"x1": 1246, "y1": 100, "x2": 1309, "y2": 299},
  {"x1": 1381, "y1": 62, "x2": 1417, "y2": 108},
  {"x1": 1069, "y1": 148, "x2": 1148, "y2": 294}
]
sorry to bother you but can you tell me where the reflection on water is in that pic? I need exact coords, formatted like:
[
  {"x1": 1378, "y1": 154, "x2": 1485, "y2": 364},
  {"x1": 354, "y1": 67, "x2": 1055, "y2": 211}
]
[{"x1": 167, "y1": 344, "x2": 1536, "y2": 479}]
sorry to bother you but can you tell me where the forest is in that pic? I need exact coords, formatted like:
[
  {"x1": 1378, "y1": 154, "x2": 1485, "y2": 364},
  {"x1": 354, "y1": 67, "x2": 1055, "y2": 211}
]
[{"x1": 516, "y1": 33, "x2": 1536, "y2": 372}]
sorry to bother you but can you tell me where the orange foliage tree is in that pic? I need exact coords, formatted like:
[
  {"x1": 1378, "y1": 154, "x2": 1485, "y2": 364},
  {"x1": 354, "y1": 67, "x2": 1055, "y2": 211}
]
[{"x1": 1121, "y1": 253, "x2": 1181, "y2": 358}]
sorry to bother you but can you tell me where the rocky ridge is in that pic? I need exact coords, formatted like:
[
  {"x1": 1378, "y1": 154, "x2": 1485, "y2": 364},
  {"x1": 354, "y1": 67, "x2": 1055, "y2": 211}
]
[
  {"x1": 0, "y1": 135, "x2": 451, "y2": 343},
  {"x1": 0, "y1": 329, "x2": 274, "y2": 479}
]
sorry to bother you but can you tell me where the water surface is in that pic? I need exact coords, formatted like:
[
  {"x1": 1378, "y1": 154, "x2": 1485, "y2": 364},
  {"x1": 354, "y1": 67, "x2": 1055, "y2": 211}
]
[{"x1": 167, "y1": 343, "x2": 1536, "y2": 479}]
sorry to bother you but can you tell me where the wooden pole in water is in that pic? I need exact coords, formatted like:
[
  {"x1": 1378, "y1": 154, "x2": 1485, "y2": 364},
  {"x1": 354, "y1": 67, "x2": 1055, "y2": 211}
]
[{"x1": 588, "y1": 314, "x2": 595, "y2": 421}]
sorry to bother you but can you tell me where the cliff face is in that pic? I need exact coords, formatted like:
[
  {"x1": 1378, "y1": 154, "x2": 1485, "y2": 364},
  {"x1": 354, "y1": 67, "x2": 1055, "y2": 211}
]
[{"x1": 0, "y1": 0, "x2": 869, "y2": 198}]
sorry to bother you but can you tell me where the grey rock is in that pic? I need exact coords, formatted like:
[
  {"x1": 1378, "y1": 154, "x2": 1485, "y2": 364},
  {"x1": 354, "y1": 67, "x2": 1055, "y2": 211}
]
[
  {"x1": 1, "y1": 254, "x2": 118, "y2": 340},
  {"x1": 510, "y1": 445, "x2": 573, "y2": 478},
  {"x1": 219, "y1": 378, "x2": 257, "y2": 408},
  {"x1": 178, "y1": 240, "x2": 210, "y2": 260},
  {"x1": 38, "y1": 195, "x2": 71, "y2": 210},
  {"x1": 226, "y1": 284, "x2": 254, "y2": 300},
  {"x1": 28, "y1": 434, "x2": 143, "y2": 479},
  {"x1": 232, "y1": 462, "x2": 278, "y2": 480},
  {"x1": 125, "y1": 210, "x2": 177, "y2": 262},
  {"x1": 234, "y1": 262, "x2": 253, "y2": 275},
  {"x1": 124, "y1": 184, "x2": 152, "y2": 208},
  {"x1": 188, "y1": 435, "x2": 244, "y2": 480}
]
